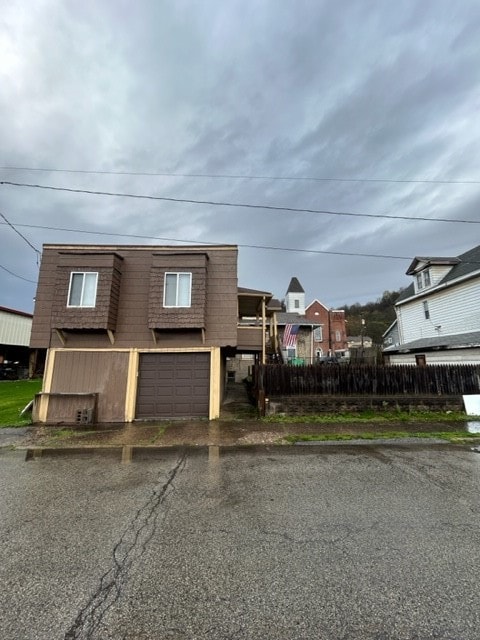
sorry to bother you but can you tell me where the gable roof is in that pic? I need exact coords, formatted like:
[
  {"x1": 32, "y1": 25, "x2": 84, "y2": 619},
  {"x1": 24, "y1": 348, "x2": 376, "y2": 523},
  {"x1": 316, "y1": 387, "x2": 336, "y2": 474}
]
[
  {"x1": 406, "y1": 256, "x2": 459, "y2": 275},
  {"x1": 396, "y1": 244, "x2": 480, "y2": 304},
  {"x1": 286, "y1": 277, "x2": 304, "y2": 294},
  {"x1": 305, "y1": 299, "x2": 329, "y2": 312},
  {"x1": 382, "y1": 319, "x2": 398, "y2": 338}
]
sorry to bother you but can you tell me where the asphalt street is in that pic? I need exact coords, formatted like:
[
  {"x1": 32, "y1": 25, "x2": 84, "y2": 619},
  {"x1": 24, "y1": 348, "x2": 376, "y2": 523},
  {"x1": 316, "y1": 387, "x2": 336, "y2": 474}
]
[{"x1": 1, "y1": 444, "x2": 480, "y2": 639}]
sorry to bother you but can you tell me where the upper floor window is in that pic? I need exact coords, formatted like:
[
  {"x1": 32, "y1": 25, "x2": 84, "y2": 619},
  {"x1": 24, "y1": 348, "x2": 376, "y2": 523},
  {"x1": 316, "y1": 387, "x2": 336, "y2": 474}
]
[
  {"x1": 164, "y1": 272, "x2": 192, "y2": 307},
  {"x1": 423, "y1": 300, "x2": 430, "y2": 319},
  {"x1": 68, "y1": 272, "x2": 98, "y2": 307},
  {"x1": 294, "y1": 299, "x2": 299, "y2": 309},
  {"x1": 335, "y1": 330, "x2": 341, "y2": 342},
  {"x1": 417, "y1": 269, "x2": 431, "y2": 290},
  {"x1": 313, "y1": 327, "x2": 323, "y2": 341}
]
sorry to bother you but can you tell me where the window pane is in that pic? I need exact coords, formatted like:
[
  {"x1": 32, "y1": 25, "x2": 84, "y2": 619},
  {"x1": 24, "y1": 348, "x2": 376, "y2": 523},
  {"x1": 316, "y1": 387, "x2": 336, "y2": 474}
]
[
  {"x1": 423, "y1": 270, "x2": 431, "y2": 287},
  {"x1": 177, "y1": 273, "x2": 191, "y2": 306},
  {"x1": 82, "y1": 273, "x2": 97, "y2": 306},
  {"x1": 164, "y1": 274, "x2": 177, "y2": 306},
  {"x1": 69, "y1": 273, "x2": 83, "y2": 306}
]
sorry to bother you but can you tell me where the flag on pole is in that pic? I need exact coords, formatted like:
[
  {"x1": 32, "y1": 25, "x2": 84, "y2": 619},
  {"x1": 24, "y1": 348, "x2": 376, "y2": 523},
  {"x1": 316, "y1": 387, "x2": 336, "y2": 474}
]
[{"x1": 283, "y1": 324, "x2": 299, "y2": 347}]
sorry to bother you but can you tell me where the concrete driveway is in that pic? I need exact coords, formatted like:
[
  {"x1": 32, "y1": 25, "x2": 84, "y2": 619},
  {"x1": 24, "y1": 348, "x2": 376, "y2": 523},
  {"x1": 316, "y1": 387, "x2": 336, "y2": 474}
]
[{"x1": 1, "y1": 444, "x2": 480, "y2": 639}]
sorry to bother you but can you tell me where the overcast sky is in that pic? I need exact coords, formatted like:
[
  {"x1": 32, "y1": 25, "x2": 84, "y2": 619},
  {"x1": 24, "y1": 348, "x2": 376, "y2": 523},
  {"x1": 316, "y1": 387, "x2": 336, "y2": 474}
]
[{"x1": 1, "y1": 0, "x2": 480, "y2": 313}]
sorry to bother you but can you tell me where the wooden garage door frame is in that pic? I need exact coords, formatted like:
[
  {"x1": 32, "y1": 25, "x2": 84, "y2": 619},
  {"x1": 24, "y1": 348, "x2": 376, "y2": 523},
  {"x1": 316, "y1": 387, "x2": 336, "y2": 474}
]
[{"x1": 135, "y1": 351, "x2": 211, "y2": 418}]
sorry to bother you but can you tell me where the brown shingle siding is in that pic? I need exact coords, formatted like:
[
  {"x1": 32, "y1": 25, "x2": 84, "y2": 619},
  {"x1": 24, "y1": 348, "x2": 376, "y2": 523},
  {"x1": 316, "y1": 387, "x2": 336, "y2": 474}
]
[{"x1": 31, "y1": 244, "x2": 238, "y2": 348}]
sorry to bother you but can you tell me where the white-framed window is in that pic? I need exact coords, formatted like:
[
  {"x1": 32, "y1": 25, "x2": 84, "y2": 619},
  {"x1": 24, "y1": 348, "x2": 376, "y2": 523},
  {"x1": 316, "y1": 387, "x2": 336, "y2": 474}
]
[
  {"x1": 423, "y1": 300, "x2": 430, "y2": 319},
  {"x1": 417, "y1": 269, "x2": 431, "y2": 290},
  {"x1": 335, "y1": 330, "x2": 341, "y2": 342},
  {"x1": 294, "y1": 299, "x2": 299, "y2": 308},
  {"x1": 67, "y1": 272, "x2": 98, "y2": 308},
  {"x1": 164, "y1": 272, "x2": 192, "y2": 307},
  {"x1": 313, "y1": 327, "x2": 323, "y2": 341}
]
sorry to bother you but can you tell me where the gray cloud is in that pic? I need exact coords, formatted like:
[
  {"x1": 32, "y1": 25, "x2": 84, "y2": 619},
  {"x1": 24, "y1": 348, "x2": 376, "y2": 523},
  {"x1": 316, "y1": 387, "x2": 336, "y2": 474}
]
[{"x1": 1, "y1": 0, "x2": 480, "y2": 313}]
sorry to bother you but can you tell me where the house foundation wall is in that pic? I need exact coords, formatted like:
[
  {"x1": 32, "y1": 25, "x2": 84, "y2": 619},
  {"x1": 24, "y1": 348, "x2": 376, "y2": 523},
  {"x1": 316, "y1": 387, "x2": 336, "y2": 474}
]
[{"x1": 265, "y1": 394, "x2": 464, "y2": 415}]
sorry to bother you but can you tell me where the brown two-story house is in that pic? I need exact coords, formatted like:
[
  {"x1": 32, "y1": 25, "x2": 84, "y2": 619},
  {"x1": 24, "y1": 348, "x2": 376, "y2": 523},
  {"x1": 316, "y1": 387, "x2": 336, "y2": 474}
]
[{"x1": 31, "y1": 244, "x2": 273, "y2": 423}]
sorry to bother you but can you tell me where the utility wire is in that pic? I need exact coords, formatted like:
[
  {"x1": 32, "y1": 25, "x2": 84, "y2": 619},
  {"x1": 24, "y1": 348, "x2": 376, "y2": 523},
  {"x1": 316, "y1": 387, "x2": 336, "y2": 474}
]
[
  {"x1": 1, "y1": 165, "x2": 480, "y2": 185},
  {"x1": 0, "y1": 219, "x2": 411, "y2": 260},
  {"x1": 1, "y1": 180, "x2": 479, "y2": 225},
  {"x1": 0, "y1": 212, "x2": 41, "y2": 264},
  {"x1": 0, "y1": 263, "x2": 36, "y2": 284}
]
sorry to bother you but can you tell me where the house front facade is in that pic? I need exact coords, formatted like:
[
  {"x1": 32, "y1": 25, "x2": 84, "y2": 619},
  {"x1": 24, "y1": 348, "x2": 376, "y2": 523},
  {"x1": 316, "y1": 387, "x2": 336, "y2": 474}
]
[
  {"x1": 305, "y1": 300, "x2": 348, "y2": 358},
  {"x1": 31, "y1": 243, "x2": 271, "y2": 423},
  {"x1": 383, "y1": 245, "x2": 480, "y2": 365}
]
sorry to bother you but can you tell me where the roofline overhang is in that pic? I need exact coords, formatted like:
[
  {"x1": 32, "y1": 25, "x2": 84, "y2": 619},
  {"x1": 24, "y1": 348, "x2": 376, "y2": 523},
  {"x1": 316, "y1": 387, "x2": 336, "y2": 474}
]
[
  {"x1": 383, "y1": 341, "x2": 480, "y2": 355},
  {"x1": 405, "y1": 257, "x2": 459, "y2": 275},
  {"x1": 395, "y1": 269, "x2": 480, "y2": 306}
]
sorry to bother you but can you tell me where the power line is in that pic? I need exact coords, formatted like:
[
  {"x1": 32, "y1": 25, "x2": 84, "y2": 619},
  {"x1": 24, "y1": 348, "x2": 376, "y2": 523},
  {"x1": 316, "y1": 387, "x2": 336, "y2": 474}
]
[
  {"x1": 1, "y1": 165, "x2": 480, "y2": 185},
  {"x1": 0, "y1": 212, "x2": 41, "y2": 260},
  {"x1": 1, "y1": 180, "x2": 479, "y2": 225},
  {"x1": 0, "y1": 219, "x2": 412, "y2": 261},
  {"x1": 0, "y1": 263, "x2": 36, "y2": 284}
]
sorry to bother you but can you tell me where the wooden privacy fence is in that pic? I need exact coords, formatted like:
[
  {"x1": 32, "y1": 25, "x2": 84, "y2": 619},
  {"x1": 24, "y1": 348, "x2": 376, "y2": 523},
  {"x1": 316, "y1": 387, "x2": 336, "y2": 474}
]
[{"x1": 253, "y1": 364, "x2": 480, "y2": 397}]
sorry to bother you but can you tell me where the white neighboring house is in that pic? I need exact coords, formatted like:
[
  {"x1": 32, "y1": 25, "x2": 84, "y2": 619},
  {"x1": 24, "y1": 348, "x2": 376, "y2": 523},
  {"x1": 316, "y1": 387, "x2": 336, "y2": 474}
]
[
  {"x1": 383, "y1": 245, "x2": 480, "y2": 365},
  {"x1": 382, "y1": 319, "x2": 399, "y2": 349}
]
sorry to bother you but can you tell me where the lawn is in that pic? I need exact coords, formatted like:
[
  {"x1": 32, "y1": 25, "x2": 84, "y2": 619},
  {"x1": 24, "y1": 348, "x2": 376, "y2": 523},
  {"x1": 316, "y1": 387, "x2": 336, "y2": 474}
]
[{"x1": 0, "y1": 379, "x2": 42, "y2": 427}]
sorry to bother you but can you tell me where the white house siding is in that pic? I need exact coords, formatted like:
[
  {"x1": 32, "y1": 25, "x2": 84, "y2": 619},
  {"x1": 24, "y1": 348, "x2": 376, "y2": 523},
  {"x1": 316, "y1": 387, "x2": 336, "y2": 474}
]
[
  {"x1": 388, "y1": 348, "x2": 480, "y2": 366},
  {"x1": 398, "y1": 279, "x2": 480, "y2": 343},
  {"x1": 0, "y1": 310, "x2": 32, "y2": 346},
  {"x1": 429, "y1": 266, "x2": 454, "y2": 287}
]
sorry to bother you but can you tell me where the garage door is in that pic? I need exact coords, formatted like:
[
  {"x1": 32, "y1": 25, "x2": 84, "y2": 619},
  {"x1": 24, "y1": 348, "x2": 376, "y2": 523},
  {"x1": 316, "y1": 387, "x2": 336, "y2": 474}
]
[{"x1": 136, "y1": 352, "x2": 210, "y2": 418}]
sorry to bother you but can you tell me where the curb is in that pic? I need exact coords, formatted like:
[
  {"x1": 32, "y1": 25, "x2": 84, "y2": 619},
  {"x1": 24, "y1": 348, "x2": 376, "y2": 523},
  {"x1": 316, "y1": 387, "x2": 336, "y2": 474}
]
[{"x1": 18, "y1": 438, "x2": 470, "y2": 462}]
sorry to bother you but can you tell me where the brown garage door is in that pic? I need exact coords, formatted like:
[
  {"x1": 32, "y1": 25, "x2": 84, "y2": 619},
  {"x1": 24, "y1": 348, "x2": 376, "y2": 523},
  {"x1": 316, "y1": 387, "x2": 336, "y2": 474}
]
[{"x1": 136, "y1": 352, "x2": 210, "y2": 418}]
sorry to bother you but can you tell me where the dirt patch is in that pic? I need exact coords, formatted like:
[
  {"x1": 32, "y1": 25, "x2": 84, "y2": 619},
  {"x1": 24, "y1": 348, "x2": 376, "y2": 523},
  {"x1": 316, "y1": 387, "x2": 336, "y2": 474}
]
[{"x1": 20, "y1": 418, "x2": 473, "y2": 449}]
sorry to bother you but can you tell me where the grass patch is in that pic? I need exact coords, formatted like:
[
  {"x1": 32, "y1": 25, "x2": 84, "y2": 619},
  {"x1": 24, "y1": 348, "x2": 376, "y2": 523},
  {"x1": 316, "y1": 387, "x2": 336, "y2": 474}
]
[
  {"x1": 150, "y1": 425, "x2": 166, "y2": 443},
  {"x1": 0, "y1": 379, "x2": 42, "y2": 427},
  {"x1": 263, "y1": 410, "x2": 477, "y2": 424},
  {"x1": 285, "y1": 431, "x2": 480, "y2": 444}
]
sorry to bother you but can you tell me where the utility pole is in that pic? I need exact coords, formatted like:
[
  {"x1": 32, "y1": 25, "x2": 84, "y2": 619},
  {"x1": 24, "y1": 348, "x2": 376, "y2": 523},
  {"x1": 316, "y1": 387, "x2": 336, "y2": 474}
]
[{"x1": 360, "y1": 318, "x2": 365, "y2": 362}]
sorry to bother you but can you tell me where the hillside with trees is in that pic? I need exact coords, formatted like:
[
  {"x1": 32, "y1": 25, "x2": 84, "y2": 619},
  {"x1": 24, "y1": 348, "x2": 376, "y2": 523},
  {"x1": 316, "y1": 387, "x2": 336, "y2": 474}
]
[{"x1": 342, "y1": 289, "x2": 405, "y2": 346}]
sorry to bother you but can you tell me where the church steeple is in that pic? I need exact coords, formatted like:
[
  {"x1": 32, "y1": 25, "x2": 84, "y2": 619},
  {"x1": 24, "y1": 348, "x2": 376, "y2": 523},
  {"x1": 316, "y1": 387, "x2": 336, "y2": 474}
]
[{"x1": 285, "y1": 277, "x2": 305, "y2": 314}]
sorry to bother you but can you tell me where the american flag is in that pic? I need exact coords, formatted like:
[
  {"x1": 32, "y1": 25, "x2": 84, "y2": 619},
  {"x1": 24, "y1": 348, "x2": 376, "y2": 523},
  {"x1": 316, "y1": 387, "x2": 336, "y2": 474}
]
[{"x1": 283, "y1": 324, "x2": 299, "y2": 347}]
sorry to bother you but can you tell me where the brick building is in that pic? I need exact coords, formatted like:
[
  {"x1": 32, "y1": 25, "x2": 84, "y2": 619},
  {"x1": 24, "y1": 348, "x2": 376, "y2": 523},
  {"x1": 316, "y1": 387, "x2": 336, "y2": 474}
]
[{"x1": 277, "y1": 278, "x2": 348, "y2": 362}]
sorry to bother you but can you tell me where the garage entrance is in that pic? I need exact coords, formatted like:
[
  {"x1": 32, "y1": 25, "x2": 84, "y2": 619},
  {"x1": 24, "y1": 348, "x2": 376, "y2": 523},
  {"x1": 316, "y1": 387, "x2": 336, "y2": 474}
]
[{"x1": 136, "y1": 352, "x2": 210, "y2": 418}]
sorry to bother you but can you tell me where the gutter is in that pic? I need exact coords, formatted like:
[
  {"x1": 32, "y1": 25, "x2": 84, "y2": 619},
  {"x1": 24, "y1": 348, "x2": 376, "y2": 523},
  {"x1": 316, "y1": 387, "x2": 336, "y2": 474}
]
[{"x1": 395, "y1": 269, "x2": 480, "y2": 307}]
